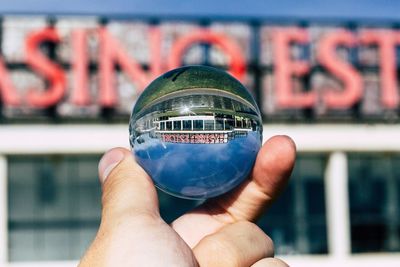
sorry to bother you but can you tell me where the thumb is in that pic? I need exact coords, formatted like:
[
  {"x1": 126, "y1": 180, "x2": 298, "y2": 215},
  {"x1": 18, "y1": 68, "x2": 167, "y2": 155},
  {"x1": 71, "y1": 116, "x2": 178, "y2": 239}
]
[{"x1": 98, "y1": 147, "x2": 160, "y2": 223}]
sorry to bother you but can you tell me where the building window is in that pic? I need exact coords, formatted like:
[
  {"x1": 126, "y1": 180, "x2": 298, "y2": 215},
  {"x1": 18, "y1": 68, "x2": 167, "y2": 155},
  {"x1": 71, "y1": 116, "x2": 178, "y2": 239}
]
[
  {"x1": 182, "y1": 120, "x2": 192, "y2": 130},
  {"x1": 258, "y1": 154, "x2": 328, "y2": 254},
  {"x1": 204, "y1": 120, "x2": 214, "y2": 130},
  {"x1": 348, "y1": 154, "x2": 400, "y2": 253},
  {"x1": 225, "y1": 119, "x2": 234, "y2": 130},
  {"x1": 7, "y1": 155, "x2": 201, "y2": 261},
  {"x1": 235, "y1": 118, "x2": 242, "y2": 128},
  {"x1": 166, "y1": 121, "x2": 172, "y2": 130},
  {"x1": 193, "y1": 120, "x2": 203, "y2": 131},
  {"x1": 173, "y1": 120, "x2": 182, "y2": 131},
  {"x1": 215, "y1": 119, "x2": 224, "y2": 130},
  {"x1": 7, "y1": 155, "x2": 102, "y2": 261}
]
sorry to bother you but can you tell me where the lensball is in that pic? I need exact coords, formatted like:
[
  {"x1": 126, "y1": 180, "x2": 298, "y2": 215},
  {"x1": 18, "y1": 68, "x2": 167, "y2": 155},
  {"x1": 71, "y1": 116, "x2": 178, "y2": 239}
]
[{"x1": 129, "y1": 65, "x2": 263, "y2": 199}]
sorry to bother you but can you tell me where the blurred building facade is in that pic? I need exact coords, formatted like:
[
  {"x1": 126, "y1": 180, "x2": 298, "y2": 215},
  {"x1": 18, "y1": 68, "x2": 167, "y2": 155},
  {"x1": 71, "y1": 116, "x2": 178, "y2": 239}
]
[{"x1": 0, "y1": 13, "x2": 399, "y2": 267}]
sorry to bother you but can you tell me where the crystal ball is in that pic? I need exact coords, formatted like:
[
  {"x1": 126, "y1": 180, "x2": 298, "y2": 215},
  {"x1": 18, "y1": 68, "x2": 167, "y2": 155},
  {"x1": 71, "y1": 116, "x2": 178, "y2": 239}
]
[{"x1": 129, "y1": 65, "x2": 263, "y2": 199}]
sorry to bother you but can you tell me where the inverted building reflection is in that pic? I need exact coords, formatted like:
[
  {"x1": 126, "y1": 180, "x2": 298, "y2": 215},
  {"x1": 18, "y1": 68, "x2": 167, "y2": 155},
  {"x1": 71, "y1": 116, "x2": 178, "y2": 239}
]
[{"x1": 132, "y1": 91, "x2": 261, "y2": 145}]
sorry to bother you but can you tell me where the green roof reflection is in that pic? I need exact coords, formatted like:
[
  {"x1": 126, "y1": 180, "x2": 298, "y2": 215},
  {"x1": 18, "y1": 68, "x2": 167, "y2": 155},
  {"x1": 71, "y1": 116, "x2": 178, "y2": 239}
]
[{"x1": 132, "y1": 65, "x2": 257, "y2": 115}]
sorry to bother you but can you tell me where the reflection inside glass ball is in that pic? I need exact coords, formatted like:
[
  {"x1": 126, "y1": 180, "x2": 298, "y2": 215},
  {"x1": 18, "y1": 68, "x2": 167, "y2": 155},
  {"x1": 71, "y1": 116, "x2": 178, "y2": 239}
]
[{"x1": 129, "y1": 65, "x2": 262, "y2": 199}]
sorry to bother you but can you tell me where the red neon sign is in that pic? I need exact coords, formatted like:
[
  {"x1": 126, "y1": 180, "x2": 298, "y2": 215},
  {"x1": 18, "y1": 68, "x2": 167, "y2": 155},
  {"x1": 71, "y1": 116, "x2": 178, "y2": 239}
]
[
  {"x1": 161, "y1": 133, "x2": 227, "y2": 144},
  {"x1": 0, "y1": 23, "x2": 399, "y2": 115}
]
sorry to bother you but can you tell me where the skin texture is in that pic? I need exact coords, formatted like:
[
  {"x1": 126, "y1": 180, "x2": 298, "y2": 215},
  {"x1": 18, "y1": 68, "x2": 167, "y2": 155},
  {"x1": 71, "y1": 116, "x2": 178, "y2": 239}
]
[{"x1": 79, "y1": 135, "x2": 296, "y2": 267}]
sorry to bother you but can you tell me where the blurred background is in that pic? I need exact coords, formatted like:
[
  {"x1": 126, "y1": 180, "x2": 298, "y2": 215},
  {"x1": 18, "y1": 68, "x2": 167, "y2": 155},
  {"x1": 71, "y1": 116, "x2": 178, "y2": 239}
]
[{"x1": 0, "y1": 0, "x2": 399, "y2": 266}]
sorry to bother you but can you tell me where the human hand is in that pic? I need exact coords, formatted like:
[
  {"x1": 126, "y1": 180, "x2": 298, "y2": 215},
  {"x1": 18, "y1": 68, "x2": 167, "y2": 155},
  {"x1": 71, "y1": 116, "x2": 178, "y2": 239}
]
[{"x1": 79, "y1": 135, "x2": 296, "y2": 267}]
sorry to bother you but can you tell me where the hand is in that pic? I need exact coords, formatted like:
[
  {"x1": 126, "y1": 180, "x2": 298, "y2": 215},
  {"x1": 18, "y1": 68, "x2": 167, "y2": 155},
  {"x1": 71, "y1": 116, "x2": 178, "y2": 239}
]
[{"x1": 79, "y1": 135, "x2": 296, "y2": 267}]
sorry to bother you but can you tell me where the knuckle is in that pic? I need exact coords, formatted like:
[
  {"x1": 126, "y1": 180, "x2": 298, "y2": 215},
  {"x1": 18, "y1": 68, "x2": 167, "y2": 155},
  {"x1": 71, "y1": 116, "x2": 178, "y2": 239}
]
[
  {"x1": 234, "y1": 220, "x2": 263, "y2": 237},
  {"x1": 232, "y1": 221, "x2": 274, "y2": 257},
  {"x1": 199, "y1": 236, "x2": 241, "y2": 266},
  {"x1": 251, "y1": 224, "x2": 274, "y2": 256},
  {"x1": 234, "y1": 221, "x2": 263, "y2": 236}
]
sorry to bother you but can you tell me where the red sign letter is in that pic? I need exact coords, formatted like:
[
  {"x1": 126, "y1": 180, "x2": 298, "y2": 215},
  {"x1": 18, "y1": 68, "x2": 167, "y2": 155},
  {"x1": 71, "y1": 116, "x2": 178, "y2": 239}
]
[
  {"x1": 98, "y1": 27, "x2": 162, "y2": 107},
  {"x1": 70, "y1": 30, "x2": 90, "y2": 106},
  {"x1": 272, "y1": 28, "x2": 315, "y2": 108},
  {"x1": 168, "y1": 29, "x2": 246, "y2": 81},
  {"x1": 360, "y1": 30, "x2": 399, "y2": 109},
  {"x1": 318, "y1": 30, "x2": 362, "y2": 108},
  {"x1": 25, "y1": 27, "x2": 66, "y2": 107}
]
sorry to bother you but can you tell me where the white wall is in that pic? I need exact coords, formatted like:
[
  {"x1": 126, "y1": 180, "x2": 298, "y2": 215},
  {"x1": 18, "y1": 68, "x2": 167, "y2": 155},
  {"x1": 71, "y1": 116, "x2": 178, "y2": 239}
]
[{"x1": 0, "y1": 124, "x2": 399, "y2": 266}]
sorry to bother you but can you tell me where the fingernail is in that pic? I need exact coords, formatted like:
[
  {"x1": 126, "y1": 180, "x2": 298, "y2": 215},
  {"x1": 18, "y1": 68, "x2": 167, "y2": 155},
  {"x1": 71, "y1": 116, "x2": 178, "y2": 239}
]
[{"x1": 98, "y1": 149, "x2": 125, "y2": 183}]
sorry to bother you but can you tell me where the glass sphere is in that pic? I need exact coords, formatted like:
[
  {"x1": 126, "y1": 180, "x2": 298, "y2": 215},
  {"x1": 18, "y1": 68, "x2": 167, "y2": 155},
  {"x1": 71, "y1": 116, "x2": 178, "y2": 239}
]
[{"x1": 129, "y1": 65, "x2": 263, "y2": 199}]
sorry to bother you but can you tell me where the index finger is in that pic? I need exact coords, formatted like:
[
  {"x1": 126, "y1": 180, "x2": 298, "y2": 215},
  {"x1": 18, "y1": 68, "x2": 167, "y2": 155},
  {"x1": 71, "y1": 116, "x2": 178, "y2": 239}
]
[{"x1": 172, "y1": 135, "x2": 296, "y2": 247}]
